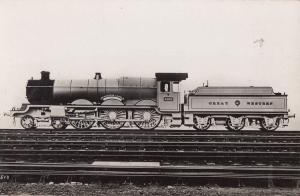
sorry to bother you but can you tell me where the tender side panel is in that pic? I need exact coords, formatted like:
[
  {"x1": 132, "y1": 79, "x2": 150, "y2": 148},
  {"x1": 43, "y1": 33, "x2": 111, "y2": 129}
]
[{"x1": 188, "y1": 96, "x2": 287, "y2": 113}]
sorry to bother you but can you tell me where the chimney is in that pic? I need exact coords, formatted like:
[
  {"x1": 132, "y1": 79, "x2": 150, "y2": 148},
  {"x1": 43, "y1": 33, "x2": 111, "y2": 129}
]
[
  {"x1": 94, "y1": 72, "x2": 102, "y2": 80},
  {"x1": 41, "y1": 71, "x2": 50, "y2": 80}
]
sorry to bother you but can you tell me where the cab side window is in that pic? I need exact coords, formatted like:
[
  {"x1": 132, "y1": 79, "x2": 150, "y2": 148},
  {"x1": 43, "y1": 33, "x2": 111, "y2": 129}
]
[
  {"x1": 161, "y1": 81, "x2": 170, "y2": 92},
  {"x1": 173, "y1": 82, "x2": 179, "y2": 92}
]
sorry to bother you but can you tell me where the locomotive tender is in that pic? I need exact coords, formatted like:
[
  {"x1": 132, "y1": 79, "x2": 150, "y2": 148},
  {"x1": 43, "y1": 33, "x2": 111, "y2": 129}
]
[{"x1": 10, "y1": 71, "x2": 293, "y2": 131}]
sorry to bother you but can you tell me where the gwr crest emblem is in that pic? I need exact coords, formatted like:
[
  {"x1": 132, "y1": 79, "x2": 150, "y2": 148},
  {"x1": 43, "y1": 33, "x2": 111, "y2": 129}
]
[{"x1": 235, "y1": 100, "x2": 241, "y2": 106}]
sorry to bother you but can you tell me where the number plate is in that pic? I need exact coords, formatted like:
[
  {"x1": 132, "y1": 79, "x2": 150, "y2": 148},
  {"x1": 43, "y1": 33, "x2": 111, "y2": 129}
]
[{"x1": 164, "y1": 97, "x2": 173, "y2": 101}]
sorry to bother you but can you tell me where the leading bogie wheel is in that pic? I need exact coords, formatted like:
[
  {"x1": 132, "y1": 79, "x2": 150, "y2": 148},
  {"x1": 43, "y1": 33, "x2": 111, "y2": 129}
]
[
  {"x1": 20, "y1": 115, "x2": 36, "y2": 130},
  {"x1": 133, "y1": 109, "x2": 162, "y2": 130},
  {"x1": 51, "y1": 118, "x2": 67, "y2": 130}
]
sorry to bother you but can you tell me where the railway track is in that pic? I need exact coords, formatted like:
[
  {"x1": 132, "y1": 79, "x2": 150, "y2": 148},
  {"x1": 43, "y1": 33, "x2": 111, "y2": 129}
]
[
  {"x1": 0, "y1": 128, "x2": 299, "y2": 135},
  {"x1": 0, "y1": 129, "x2": 299, "y2": 164},
  {"x1": 1, "y1": 162, "x2": 300, "y2": 183},
  {"x1": 1, "y1": 129, "x2": 300, "y2": 185},
  {"x1": 1, "y1": 132, "x2": 300, "y2": 143},
  {"x1": 1, "y1": 150, "x2": 299, "y2": 165},
  {"x1": 2, "y1": 140, "x2": 300, "y2": 151}
]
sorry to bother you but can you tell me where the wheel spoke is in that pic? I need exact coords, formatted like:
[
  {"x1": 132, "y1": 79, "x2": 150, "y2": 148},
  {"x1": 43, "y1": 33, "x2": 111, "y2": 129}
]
[
  {"x1": 133, "y1": 109, "x2": 161, "y2": 130},
  {"x1": 260, "y1": 117, "x2": 279, "y2": 131},
  {"x1": 226, "y1": 117, "x2": 245, "y2": 131},
  {"x1": 70, "y1": 119, "x2": 95, "y2": 130},
  {"x1": 20, "y1": 115, "x2": 35, "y2": 130},
  {"x1": 194, "y1": 115, "x2": 211, "y2": 131},
  {"x1": 99, "y1": 110, "x2": 126, "y2": 130},
  {"x1": 51, "y1": 118, "x2": 67, "y2": 129}
]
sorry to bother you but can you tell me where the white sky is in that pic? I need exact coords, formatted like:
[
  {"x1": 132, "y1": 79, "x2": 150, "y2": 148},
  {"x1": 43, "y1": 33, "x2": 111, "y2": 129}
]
[{"x1": 0, "y1": 0, "x2": 299, "y2": 129}]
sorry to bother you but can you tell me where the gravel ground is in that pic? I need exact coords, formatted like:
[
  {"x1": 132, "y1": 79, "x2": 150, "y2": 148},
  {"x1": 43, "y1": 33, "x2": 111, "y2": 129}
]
[{"x1": 0, "y1": 183, "x2": 300, "y2": 196}]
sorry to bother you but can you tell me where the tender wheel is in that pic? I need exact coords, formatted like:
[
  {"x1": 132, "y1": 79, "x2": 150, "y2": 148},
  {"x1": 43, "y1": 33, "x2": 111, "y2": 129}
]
[
  {"x1": 193, "y1": 115, "x2": 211, "y2": 131},
  {"x1": 225, "y1": 116, "x2": 245, "y2": 131},
  {"x1": 20, "y1": 115, "x2": 36, "y2": 130},
  {"x1": 69, "y1": 119, "x2": 95, "y2": 130},
  {"x1": 51, "y1": 118, "x2": 67, "y2": 130},
  {"x1": 99, "y1": 110, "x2": 127, "y2": 130},
  {"x1": 260, "y1": 117, "x2": 279, "y2": 131},
  {"x1": 133, "y1": 109, "x2": 162, "y2": 130}
]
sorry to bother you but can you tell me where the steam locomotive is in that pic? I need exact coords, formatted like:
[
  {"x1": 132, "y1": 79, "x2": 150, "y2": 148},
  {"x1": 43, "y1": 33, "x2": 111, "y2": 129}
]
[{"x1": 10, "y1": 71, "x2": 294, "y2": 131}]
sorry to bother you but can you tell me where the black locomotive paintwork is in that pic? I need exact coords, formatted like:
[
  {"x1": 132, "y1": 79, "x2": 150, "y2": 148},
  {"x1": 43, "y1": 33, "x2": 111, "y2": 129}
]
[
  {"x1": 155, "y1": 73, "x2": 188, "y2": 81},
  {"x1": 26, "y1": 72, "x2": 54, "y2": 104}
]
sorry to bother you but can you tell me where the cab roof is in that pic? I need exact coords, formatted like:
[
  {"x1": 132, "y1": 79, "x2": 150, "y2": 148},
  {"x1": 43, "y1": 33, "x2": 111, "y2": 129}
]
[{"x1": 155, "y1": 73, "x2": 188, "y2": 81}]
